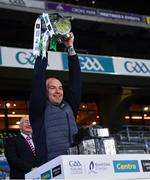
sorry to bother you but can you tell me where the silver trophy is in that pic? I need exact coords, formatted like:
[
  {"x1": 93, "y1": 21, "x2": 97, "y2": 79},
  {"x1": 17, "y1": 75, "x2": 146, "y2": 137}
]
[{"x1": 33, "y1": 13, "x2": 72, "y2": 57}]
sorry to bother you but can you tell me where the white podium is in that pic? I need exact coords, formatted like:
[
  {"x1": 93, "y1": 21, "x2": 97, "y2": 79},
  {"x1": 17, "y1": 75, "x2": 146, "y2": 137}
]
[{"x1": 25, "y1": 154, "x2": 150, "y2": 179}]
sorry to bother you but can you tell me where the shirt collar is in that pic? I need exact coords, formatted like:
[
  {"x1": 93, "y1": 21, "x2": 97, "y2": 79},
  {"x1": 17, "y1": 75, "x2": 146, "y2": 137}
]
[{"x1": 21, "y1": 132, "x2": 32, "y2": 139}]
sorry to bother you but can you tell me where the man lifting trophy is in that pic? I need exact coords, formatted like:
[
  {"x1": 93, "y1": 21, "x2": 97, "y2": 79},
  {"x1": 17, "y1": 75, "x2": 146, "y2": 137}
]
[
  {"x1": 30, "y1": 12, "x2": 82, "y2": 167},
  {"x1": 33, "y1": 13, "x2": 72, "y2": 57}
]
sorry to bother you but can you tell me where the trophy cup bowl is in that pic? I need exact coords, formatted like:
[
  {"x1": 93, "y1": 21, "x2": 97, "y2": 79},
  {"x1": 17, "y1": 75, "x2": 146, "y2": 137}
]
[
  {"x1": 41, "y1": 13, "x2": 72, "y2": 43},
  {"x1": 53, "y1": 17, "x2": 71, "y2": 43},
  {"x1": 33, "y1": 13, "x2": 72, "y2": 57}
]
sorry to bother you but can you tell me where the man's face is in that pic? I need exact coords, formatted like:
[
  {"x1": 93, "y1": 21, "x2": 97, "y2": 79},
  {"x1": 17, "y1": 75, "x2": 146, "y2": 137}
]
[
  {"x1": 19, "y1": 115, "x2": 32, "y2": 135},
  {"x1": 46, "y1": 78, "x2": 64, "y2": 105}
]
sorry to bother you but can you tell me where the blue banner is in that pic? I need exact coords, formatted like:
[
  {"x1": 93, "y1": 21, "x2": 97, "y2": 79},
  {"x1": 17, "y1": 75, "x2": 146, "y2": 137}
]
[{"x1": 62, "y1": 53, "x2": 114, "y2": 73}]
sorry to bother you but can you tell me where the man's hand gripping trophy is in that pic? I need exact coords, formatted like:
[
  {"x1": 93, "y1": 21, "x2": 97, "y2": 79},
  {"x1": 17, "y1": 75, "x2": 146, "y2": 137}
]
[{"x1": 33, "y1": 13, "x2": 73, "y2": 58}]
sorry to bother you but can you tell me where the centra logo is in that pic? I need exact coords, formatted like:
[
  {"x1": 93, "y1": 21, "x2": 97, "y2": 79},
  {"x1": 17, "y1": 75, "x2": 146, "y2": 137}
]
[
  {"x1": 113, "y1": 160, "x2": 140, "y2": 173},
  {"x1": 41, "y1": 170, "x2": 51, "y2": 179}
]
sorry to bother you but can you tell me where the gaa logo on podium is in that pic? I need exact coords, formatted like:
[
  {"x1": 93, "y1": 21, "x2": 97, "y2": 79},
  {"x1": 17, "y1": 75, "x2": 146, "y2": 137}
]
[
  {"x1": 69, "y1": 160, "x2": 82, "y2": 167},
  {"x1": 68, "y1": 160, "x2": 83, "y2": 174}
]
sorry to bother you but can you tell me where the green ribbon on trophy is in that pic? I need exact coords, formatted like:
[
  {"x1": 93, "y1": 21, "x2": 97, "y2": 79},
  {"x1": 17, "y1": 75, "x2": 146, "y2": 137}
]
[
  {"x1": 33, "y1": 13, "x2": 72, "y2": 58},
  {"x1": 50, "y1": 35, "x2": 57, "y2": 51}
]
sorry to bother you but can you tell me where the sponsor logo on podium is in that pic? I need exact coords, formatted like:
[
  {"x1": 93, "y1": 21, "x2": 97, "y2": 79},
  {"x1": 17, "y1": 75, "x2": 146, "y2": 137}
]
[
  {"x1": 141, "y1": 160, "x2": 150, "y2": 172},
  {"x1": 113, "y1": 160, "x2": 140, "y2": 173},
  {"x1": 52, "y1": 165, "x2": 62, "y2": 177},
  {"x1": 88, "y1": 161, "x2": 111, "y2": 174},
  {"x1": 41, "y1": 170, "x2": 51, "y2": 179},
  {"x1": 68, "y1": 160, "x2": 83, "y2": 174}
]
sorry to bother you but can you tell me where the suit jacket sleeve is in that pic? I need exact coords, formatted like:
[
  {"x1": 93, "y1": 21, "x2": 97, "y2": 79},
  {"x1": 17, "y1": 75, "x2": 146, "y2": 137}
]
[
  {"x1": 66, "y1": 54, "x2": 82, "y2": 117},
  {"x1": 29, "y1": 56, "x2": 48, "y2": 122},
  {"x1": 29, "y1": 56, "x2": 48, "y2": 165}
]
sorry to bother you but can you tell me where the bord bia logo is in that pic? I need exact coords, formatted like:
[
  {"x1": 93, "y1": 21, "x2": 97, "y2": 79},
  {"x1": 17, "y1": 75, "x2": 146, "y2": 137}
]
[
  {"x1": 88, "y1": 161, "x2": 111, "y2": 174},
  {"x1": 88, "y1": 161, "x2": 97, "y2": 174}
]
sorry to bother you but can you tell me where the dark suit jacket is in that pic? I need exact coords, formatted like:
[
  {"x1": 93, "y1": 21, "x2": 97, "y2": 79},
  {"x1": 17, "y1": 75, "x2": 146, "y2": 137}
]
[{"x1": 4, "y1": 134, "x2": 36, "y2": 179}]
